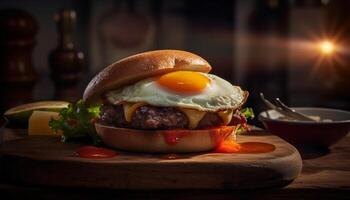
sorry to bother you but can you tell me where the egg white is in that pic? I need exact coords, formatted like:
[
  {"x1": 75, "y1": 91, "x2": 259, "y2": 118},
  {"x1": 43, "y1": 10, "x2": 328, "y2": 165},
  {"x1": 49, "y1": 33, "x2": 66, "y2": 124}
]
[{"x1": 105, "y1": 73, "x2": 245, "y2": 112}]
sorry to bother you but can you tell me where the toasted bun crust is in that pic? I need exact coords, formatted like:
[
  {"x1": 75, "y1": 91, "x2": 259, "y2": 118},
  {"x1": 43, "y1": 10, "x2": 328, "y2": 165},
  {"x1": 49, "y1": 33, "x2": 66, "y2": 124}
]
[
  {"x1": 95, "y1": 123, "x2": 236, "y2": 153},
  {"x1": 83, "y1": 50, "x2": 212, "y2": 103}
]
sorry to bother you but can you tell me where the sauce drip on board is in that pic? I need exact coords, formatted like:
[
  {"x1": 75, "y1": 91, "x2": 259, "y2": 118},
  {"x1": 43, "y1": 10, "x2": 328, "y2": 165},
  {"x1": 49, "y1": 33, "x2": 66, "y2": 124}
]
[
  {"x1": 214, "y1": 139, "x2": 241, "y2": 153},
  {"x1": 215, "y1": 139, "x2": 276, "y2": 153},
  {"x1": 160, "y1": 126, "x2": 275, "y2": 154},
  {"x1": 162, "y1": 153, "x2": 181, "y2": 159},
  {"x1": 76, "y1": 146, "x2": 117, "y2": 159}
]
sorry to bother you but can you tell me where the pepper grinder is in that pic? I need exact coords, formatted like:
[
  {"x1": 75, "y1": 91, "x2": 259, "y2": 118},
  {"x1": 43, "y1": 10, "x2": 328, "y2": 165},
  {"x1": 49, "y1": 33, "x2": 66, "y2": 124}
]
[
  {"x1": 0, "y1": 9, "x2": 38, "y2": 112},
  {"x1": 49, "y1": 9, "x2": 84, "y2": 102}
]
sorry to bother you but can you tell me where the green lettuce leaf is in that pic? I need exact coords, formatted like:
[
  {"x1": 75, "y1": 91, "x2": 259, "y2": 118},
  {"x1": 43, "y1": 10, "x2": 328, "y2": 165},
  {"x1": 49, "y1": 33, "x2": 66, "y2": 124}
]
[
  {"x1": 237, "y1": 107, "x2": 255, "y2": 134},
  {"x1": 240, "y1": 107, "x2": 255, "y2": 120},
  {"x1": 49, "y1": 99, "x2": 101, "y2": 145}
]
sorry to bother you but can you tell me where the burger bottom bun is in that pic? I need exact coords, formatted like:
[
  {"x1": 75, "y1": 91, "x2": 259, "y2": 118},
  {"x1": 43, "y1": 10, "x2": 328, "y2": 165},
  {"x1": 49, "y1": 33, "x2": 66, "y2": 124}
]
[{"x1": 95, "y1": 123, "x2": 237, "y2": 153}]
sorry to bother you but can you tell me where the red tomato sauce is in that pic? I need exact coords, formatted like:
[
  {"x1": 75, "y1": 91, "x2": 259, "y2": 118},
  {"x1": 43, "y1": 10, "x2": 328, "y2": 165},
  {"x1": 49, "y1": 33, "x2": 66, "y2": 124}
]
[
  {"x1": 162, "y1": 153, "x2": 181, "y2": 160},
  {"x1": 161, "y1": 130, "x2": 189, "y2": 145},
  {"x1": 76, "y1": 146, "x2": 117, "y2": 159},
  {"x1": 214, "y1": 139, "x2": 276, "y2": 154},
  {"x1": 209, "y1": 126, "x2": 235, "y2": 145},
  {"x1": 214, "y1": 139, "x2": 241, "y2": 153}
]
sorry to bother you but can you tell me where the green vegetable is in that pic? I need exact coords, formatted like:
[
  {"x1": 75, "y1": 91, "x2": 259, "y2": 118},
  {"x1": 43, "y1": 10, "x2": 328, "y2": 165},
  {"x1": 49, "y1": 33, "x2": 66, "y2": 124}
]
[
  {"x1": 240, "y1": 107, "x2": 255, "y2": 120},
  {"x1": 4, "y1": 101, "x2": 69, "y2": 128},
  {"x1": 237, "y1": 107, "x2": 255, "y2": 134},
  {"x1": 49, "y1": 99, "x2": 101, "y2": 145}
]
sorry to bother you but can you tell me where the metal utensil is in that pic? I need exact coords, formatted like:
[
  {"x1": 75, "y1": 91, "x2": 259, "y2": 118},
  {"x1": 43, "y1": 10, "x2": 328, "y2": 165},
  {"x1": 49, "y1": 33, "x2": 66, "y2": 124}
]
[
  {"x1": 259, "y1": 93, "x2": 316, "y2": 121},
  {"x1": 274, "y1": 98, "x2": 315, "y2": 121}
]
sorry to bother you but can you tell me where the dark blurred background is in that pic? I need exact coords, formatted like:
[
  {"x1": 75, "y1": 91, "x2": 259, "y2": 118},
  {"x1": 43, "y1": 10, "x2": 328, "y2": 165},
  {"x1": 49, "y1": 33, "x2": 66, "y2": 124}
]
[{"x1": 0, "y1": 0, "x2": 349, "y2": 119}]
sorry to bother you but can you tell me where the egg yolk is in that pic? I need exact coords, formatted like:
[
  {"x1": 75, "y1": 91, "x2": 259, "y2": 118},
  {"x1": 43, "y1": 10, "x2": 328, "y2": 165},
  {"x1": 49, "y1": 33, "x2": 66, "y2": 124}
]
[{"x1": 157, "y1": 71, "x2": 210, "y2": 93}]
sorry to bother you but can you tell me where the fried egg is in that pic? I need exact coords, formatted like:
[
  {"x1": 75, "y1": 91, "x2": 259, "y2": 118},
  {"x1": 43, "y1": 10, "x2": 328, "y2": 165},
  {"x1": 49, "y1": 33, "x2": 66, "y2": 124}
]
[{"x1": 105, "y1": 71, "x2": 245, "y2": 112}]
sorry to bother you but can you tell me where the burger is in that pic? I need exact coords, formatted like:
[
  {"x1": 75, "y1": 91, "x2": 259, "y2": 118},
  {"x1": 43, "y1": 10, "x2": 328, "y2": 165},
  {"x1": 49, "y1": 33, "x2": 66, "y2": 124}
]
[{"x1": 83, "y1": 50, "x2": 248, "y2": 153}]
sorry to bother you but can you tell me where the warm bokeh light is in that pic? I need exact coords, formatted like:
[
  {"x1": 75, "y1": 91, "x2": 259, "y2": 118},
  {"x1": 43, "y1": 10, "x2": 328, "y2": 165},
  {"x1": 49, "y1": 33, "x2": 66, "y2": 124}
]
[{"x1": 319, "y1": 40, "x2": 335, "y2": 55}]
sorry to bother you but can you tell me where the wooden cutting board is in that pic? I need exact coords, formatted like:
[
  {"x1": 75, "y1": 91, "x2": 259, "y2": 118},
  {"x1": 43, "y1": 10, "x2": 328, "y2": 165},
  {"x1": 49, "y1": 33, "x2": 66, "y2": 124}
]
[{"x1": 0, "y1": 130, "x2": 302, "y2": 189}]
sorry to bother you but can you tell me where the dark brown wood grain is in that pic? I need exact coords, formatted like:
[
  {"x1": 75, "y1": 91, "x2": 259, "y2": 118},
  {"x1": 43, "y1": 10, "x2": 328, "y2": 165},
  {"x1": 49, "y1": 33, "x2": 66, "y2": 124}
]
[
  {"x1": 0, "y1": 130, "x2": 302, "y2": 190},
  {"x1": 0, "y1": 130, "x2": 349, "y2": 199}
]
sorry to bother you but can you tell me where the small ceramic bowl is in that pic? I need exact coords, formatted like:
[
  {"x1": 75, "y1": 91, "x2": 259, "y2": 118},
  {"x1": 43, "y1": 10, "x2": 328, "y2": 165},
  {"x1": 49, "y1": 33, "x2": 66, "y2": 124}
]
[{"x1": 259, "y1": 107, "x2": 350, "y2": 148}]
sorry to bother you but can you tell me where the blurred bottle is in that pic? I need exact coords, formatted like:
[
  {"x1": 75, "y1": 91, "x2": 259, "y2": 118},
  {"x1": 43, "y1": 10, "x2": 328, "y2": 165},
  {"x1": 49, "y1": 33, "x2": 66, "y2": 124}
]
[
  {"x1": 0, "y1": 9, "x2": 38, "y2": 112},
  {"x1": 49, "y1": 9, "x2": 84, "y2": 102}
]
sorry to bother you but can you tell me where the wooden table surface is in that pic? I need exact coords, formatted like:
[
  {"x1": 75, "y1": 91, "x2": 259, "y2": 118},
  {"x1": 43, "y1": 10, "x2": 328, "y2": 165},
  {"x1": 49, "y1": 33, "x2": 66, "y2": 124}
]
[{"x1": 0, "y1": 130, "x2": 349, "y2": 199}]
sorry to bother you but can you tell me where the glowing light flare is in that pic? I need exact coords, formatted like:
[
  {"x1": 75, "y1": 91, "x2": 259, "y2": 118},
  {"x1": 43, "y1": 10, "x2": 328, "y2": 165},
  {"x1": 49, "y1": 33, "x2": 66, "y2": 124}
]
[{"x1": 319, "y1": 40, "x2": 335, "y2": 55}]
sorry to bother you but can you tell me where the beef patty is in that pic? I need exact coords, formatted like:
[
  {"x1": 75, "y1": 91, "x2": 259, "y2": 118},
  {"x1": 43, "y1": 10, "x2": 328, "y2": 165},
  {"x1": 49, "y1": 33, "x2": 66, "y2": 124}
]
[{"x1": 99, "y1": 104, "x2": 233, "y2": 129}]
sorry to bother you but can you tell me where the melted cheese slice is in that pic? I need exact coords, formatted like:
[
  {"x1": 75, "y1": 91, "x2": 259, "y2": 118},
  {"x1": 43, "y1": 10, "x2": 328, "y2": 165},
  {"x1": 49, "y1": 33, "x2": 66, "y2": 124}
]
[
  {"x1": 179, "y1": 108, "x2": 206, "y2": 129},
  {"x1": 123, "y1": 102, "x2": 145, "y2": 122},
  {"x1": 122, "y1": 102, "x2": 234, "y2": 129}
]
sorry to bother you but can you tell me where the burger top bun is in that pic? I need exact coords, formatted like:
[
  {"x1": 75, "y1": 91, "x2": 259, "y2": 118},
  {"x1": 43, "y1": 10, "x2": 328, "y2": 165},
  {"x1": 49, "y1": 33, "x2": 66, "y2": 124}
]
[
  {"x1": 95, "y1": 123, "x2": 236, "y2": 153},
  {"x1": 83, "y1": 50, "x2": 212, "y2": 103}
]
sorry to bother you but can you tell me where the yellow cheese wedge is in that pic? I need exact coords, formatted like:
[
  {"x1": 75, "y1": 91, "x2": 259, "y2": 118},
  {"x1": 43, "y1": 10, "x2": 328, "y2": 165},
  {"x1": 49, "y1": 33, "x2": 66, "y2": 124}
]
[
  {"x1": 179, "y1": 108, "x2": 206, "y2": 129},
  {"x1": 123, "y1": 102, "x2": 145, "y2": 122},
  {"x1": 28, "y1": 111, "x2": 61, "y2": 135},
  {"x1": 217, "y1": 109, "x2": 233, "y2": 125}
]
